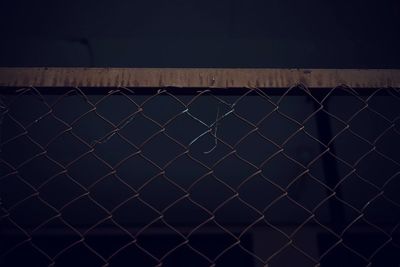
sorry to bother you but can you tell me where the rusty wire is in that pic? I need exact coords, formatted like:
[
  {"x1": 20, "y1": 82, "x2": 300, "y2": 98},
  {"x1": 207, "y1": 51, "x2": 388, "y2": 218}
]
[{"x1": 0, "y1": 85, "x2": 400, "y2": 267}]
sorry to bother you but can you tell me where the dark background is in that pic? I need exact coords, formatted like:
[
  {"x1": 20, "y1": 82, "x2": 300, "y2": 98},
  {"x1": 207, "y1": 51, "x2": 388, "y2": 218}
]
[
  {"x1": 1, "y1": 1, "x2": 400, "y2": 266},
  {"x1": 0, "y1": 0, "x2": 399, "y2": 68}
]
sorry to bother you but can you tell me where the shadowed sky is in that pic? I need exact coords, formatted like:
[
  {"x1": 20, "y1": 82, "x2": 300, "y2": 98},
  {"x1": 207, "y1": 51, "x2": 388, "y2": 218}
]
[{"x1": 0, "y1": 0, "x2": 399, "y2": 68}]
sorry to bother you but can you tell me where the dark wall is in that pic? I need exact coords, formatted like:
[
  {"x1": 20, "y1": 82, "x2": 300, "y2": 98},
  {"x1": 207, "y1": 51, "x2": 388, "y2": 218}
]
[{"x1": 1, "y1": 0, "x2": 399, "y2": 68}]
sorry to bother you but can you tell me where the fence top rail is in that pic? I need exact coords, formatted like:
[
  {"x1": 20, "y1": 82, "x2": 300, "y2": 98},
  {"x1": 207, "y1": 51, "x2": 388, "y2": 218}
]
[{"x1": 0, "y1": 68, "x2": 399, "y2": 88}]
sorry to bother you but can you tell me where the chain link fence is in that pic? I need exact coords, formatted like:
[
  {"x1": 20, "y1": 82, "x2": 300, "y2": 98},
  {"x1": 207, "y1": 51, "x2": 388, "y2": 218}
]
[{"x1": 0, "y1": 84, "x2": 400, "y2": 266}]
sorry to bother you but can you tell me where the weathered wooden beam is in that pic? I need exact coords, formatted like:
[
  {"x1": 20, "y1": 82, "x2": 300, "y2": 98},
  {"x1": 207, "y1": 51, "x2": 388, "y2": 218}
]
[{"x1": 0, "y1": 68, "x2": 399, "y2": 88}]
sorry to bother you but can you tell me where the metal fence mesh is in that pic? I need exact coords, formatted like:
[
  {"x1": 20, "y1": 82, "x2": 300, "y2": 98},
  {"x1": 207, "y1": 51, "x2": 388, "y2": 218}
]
[{"x1": 1, "y1": 85, "x2": 400, "y2": 267}]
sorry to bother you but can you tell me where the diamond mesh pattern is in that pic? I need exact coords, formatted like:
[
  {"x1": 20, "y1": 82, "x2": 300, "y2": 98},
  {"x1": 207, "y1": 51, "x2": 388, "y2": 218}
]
[{"x1": 1, "y1": 85, "x2": 400, "y2": 267}]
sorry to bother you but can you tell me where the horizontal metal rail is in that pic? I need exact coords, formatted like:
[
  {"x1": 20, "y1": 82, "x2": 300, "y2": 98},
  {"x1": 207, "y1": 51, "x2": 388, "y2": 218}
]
[{"x1": 0, "y1": 68, "x2": 399, "y2": 88}]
